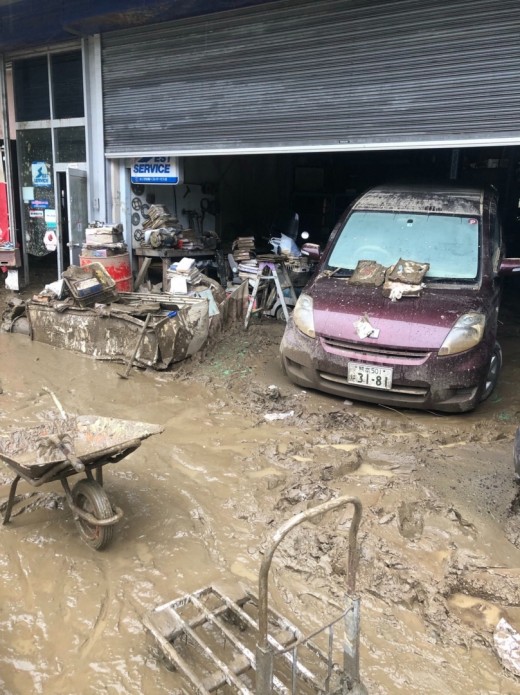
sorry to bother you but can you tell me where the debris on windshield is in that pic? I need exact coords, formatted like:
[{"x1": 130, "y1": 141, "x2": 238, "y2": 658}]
[
  {"x1": 387, "y1": 258, "x2": 429, "y2": 285},
  {"x1": 386, "y1": 282, "x2": 424, "y2": 301},
  {"x1": 322, "y1": 266, "x2": 343, "y2": 278},
  {"x1": 349, "y1": 260, "x2": 386, "y2": 286},
  {"x1": 383, "y1": 258, "x2": 430, "y2": 300},
  {"x1": 354, "y1": 313, "x2": 380, "y2": 339}
]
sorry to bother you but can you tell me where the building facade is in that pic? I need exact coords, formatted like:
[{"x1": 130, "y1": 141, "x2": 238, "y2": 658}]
[{"x1": 1, "y1": 0, "x2": 520, "y2": 284}]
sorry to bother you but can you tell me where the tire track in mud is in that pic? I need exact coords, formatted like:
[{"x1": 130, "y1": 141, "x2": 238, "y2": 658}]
[
  {"x1": 77, "y1": 559, "x2": 112, "y2": 661},
  {"x1": 1, "y1": 316, "x2": 519, "y2": 692},
  {"x1": 192, "y1": 363, "x2": 520, "y2": 692},
  {"x1": 180, "y1": 487, "x2": 226, "y2": 567},
  {"x1": 251, "y1": 457, "x2": 520, "y2": 693},
  {"x1": 3, "y1": 544, "x2": 38, "y2": 613}
]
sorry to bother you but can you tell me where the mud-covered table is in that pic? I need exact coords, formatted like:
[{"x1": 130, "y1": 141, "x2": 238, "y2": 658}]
[{"x1": 134, "y1": 247, "x2": 227, "y2": 290}]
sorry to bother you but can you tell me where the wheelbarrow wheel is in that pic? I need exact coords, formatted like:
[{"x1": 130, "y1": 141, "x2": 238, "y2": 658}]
[{"x1": 72, "y1": 480, "x2": 114, "y2": 550}]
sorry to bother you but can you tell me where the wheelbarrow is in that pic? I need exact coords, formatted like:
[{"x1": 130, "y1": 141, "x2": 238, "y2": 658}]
[
  {"x1": 144, "y1": 495, "x2": 366, "y2": 694},
  {"x1": 0, "y1": 393, "x2": 163, "y2": 550}
]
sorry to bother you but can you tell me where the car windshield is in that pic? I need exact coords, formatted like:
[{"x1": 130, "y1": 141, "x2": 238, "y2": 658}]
[{"x1": 327, "y1": 211, "x2": 480, "y2": 280}]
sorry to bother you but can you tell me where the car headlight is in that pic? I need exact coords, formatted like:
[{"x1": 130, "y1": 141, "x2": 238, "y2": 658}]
[
  {"x1": 293, "y1": 293, "x2": 316, "y2": 338},
  {"x1": 438, "y1": 313, "x2": 485, "y2": 356}
]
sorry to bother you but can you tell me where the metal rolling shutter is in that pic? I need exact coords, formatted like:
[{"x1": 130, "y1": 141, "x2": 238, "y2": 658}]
[{"x1": 102, "y1": 0, "x2": 520, "y2": 156}]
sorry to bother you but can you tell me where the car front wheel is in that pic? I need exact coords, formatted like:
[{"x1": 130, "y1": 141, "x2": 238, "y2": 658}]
[{"x1": 480, "y1": 342, "x2": 502, "y2": 402}]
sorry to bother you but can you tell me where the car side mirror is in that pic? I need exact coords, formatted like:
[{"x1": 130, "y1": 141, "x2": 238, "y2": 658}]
[
  {"x1": 301, "y1": 242, "x2": 321, "y2": 260},
  {"x1": 499, "y1": 258, "x2": 520, "y2": 275}
]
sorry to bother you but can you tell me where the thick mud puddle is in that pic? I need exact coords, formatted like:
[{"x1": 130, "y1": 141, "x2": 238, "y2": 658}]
[{"x1": 1, "y1": 320, "x2": 520, "y2": 693}]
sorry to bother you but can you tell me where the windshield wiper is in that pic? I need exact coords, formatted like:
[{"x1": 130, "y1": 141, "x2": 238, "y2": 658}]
[{"x1": 323, "y1": 266, "x2": 349, "y2": 278}]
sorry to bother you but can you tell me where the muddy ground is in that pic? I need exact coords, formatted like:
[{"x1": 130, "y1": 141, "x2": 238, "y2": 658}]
[{"x1": 1, "y1": 269, "x2": 520, "y2": 694}]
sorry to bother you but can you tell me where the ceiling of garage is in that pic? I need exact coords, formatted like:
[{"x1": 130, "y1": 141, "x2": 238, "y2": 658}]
[{"x1": 0, "y1": 0, "x2": 275, "y2": 52}]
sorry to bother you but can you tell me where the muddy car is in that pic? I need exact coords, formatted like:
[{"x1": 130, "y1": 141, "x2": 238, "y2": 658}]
[{"x1": 280, "y1": 184, "x2": 520, "y2": 413}]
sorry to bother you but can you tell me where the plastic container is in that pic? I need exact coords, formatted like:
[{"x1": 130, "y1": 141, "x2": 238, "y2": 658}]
[{"x1": 62, "y1": 262, "x2": 118, "y2": 307}]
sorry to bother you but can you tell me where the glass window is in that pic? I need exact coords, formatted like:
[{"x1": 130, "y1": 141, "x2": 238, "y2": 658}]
[
  {"x1": 13, "y1": 57, "x2": 50, "y2": 121},
  {"x1": 17, "y1": 129, "x2": 55, "y2": 257},
  {"x1": 328, "y1": 211, "x2": 480, "y2": 281},
  {"x1": 51, "y1": 51, "x2": 84, "y2": 119},
  {"x1": 55, "y1": 126, "x2": 86, "y2": 162}
]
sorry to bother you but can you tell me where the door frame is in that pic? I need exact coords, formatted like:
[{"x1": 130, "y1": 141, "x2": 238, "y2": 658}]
[
  {"x1": 66, "y1": 166, "x2": 88, "y2": 267},
  {"x1": 55, "y1": 163, "x2": 87, "y2": 274}
]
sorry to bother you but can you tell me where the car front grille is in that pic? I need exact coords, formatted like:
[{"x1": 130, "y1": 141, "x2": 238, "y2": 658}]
[{"x1": 322, "y1": 336, "x2": 430, "y2": 361}]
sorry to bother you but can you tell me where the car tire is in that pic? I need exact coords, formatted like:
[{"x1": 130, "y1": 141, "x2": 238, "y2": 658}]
[
  {"x1": 275, "y1": 305, "x2": 292, "y2": 322},
  {"x1": 514, "y1": 427, "x2": 520, "y2": 481},
  {"x1": 480, "y1": 342, "x2": 502, "y2": 402}
]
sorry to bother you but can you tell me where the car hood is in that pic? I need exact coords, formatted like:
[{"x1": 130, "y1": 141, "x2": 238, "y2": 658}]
[{"x1": 309, "y1": 277, "x2": 485, "y2": 350}]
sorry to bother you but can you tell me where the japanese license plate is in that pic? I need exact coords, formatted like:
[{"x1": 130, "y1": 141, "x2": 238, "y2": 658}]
[{"x1": 347, "y1": 363, "x2": 393, "y2": 390}]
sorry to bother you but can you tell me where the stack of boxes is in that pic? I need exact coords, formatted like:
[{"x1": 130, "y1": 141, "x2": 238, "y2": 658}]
[
  {"x1": 79, "y1": 223, "x2": 133, "y2": 292},
  {"x1": 167, "y1": 257, "x2": 204, "y2": 293},
  {"x1": 82, "y1": 223, "x2": 127, "y2": 259}
]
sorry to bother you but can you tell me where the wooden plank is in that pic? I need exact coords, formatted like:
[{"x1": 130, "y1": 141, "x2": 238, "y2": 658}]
[{"x1": 134, "y1": 256, "x2": 152, "y2": 290}]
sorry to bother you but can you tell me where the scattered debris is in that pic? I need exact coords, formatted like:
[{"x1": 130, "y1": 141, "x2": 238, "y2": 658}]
[
  {"x1": 382, "y1": 258, "x2": 429, "y2": 300},
  {"x1": 266, "y1": 384, "x2": 280, "y2": 400},
  {"x1": 167, "y1": 257, "x2": 204, "y2": 293},
  {"x1": 494, "y1": 618, "x2": 520, "y2": 677},
  {"x1": 354, "y1": 314, "x2": 380, "y2": 339},
  {"x1": 62, "y1": 262, "x2": 118, "y2": 307},
  {"x1": 264, "y1": 410, "x2": 294, "y2": 422},
  {"x1": 350, "y1": 259, "x2": 386, "y2": 286}
]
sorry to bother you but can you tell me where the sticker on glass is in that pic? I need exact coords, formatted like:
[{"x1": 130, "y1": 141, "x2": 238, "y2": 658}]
[{"x1": 31, "y1": 162, "x2": 52, "y2": 188}]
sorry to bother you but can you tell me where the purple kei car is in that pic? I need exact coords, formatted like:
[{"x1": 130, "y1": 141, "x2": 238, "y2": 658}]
[{"x1": 280, "y1": 184, "x2": 520, "y2": 412}]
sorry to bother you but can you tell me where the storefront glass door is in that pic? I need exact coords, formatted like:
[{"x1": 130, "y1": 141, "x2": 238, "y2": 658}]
[
  {"x1": 66, "y1": 168, "x2": 88, "y2": 267},
  {"x1": 12, "y1": 49, "x2": 86, "y2": 280}
]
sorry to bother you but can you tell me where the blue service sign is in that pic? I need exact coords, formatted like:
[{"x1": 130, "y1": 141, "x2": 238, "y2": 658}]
[
  {"x1": 31, "y1": 200, "x2": 50, "y2": 209},
  {"x1": 31, "y1": 162, "x2": 52, "y2": 188},
  {"x1": 131, "y1": 157, "x2": 180, "y2": 185}
]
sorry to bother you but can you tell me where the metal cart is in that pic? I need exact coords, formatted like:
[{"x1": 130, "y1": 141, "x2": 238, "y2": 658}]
[{"x1": 144, "y1": 495, "x2": 365, "y2": 694}]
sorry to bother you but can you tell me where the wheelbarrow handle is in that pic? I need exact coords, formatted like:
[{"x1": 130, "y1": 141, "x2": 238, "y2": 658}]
[
  {"x1": 67, "y1": 454, "x2": 85, "y2": 473},
  {"x1": 42, "y1": 387, "x2": 67, "y2": 419}
]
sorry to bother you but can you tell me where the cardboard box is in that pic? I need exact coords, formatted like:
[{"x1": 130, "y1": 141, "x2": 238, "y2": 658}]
[
  {"x1": 85, "y1": 227, "x2": 123, "y2": 245},
  {"x1": 82, "y1": 248, "x2": 109, "y2": 258}
]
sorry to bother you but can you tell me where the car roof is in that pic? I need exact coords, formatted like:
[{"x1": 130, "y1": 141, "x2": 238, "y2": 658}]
[{"x1": 352, "y1": 184, "x2": 486, "y2": 216}]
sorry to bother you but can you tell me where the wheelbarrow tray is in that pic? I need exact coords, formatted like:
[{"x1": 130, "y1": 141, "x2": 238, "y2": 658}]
[{"x1": 0, "y1": 414, "x2": 164, "y2": 480}]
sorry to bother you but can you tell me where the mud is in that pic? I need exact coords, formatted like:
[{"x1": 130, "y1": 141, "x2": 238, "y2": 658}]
[{"x1": 1, "y1": 274, "x2": 520, "y2": 693}]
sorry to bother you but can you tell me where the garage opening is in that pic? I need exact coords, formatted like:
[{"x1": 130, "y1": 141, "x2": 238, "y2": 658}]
[{"x1": 127, "y1": 145, "x2": 520, "y2": 278}]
